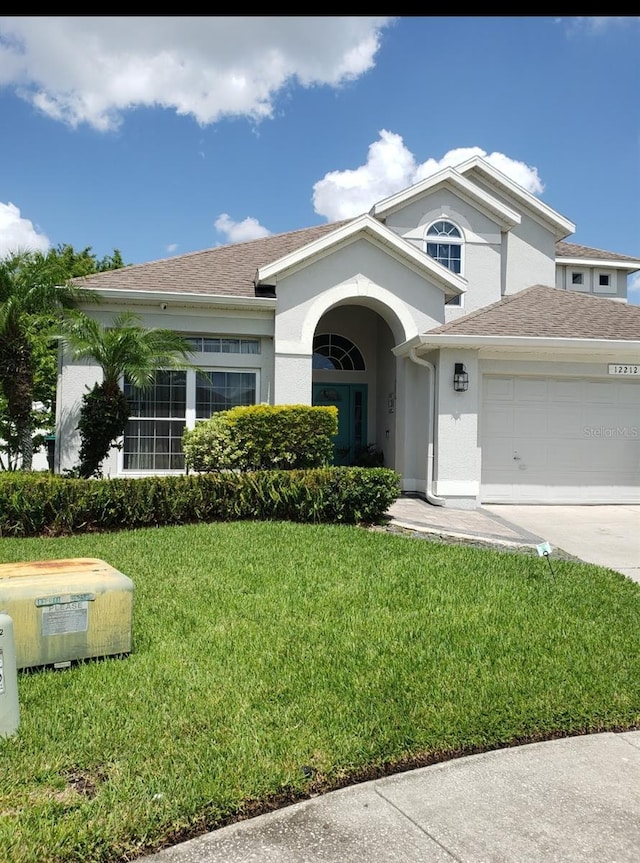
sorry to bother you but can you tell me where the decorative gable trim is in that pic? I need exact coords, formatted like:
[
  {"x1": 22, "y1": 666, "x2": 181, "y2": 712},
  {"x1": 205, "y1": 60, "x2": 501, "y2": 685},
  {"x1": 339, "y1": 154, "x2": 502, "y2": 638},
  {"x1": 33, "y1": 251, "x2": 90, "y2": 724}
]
[
  {"x1": 455, "y1": 156, "x2": 576, "y2": 240},
  {"x1": 556, "y1": 256, "x2": 640, "y2": 273},
  {"x1": 256, "y1": 213, "x2": 467, "y2": 297},
  {"x1": 395, "y1": 333, "x2": 640, "y2": 355},
  {"x1": 370, "y1": 166, "x2": 521, "y2": 231},
  {"x1": 80, "y1": 287, "x2": 277, "y2": 311}
]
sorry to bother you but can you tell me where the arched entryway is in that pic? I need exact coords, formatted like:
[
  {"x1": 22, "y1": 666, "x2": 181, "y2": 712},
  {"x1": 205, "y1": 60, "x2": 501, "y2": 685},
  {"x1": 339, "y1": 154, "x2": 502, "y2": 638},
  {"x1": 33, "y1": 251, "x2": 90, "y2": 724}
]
[{"x1": 311, "y1": 304, "x2": 397, "y2": 468}]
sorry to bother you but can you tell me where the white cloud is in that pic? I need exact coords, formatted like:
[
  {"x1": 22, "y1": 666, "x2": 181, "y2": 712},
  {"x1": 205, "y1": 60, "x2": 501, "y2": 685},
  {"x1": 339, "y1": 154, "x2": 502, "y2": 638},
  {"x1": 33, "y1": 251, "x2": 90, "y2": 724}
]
[
  {"x1": 628, "y1": 272, "x2": 640, "y2": 305},
  {"x1": 0, "y1": 16, "x2": 393, "y2": 131},
  {"x1": 312, "y1": 131, "x2": 544, "y2": 221},
  {"x1": 166, "y1": 243, "x2": 178, "y2": 254},
  {"x1": 214, "y1": 213, "x2": 271, "y2": 244},
  {"x1": 0, "y1": 201, "x2": 50, "y2": 256}
]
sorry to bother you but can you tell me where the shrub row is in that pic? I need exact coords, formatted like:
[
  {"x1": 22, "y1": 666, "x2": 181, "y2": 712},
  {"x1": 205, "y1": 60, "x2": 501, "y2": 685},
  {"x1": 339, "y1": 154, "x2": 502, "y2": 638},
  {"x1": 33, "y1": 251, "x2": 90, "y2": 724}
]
[{"x1": 0, "y1": 468, "x2": 401, "y2": 537}]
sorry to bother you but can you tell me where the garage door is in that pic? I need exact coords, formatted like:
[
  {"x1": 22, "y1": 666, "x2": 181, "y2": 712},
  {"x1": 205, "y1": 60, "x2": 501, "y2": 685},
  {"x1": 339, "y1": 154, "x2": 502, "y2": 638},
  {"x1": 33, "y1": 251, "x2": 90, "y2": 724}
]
[{"x1": 481, "y1": 376, "x2": 640, "y2": 503}]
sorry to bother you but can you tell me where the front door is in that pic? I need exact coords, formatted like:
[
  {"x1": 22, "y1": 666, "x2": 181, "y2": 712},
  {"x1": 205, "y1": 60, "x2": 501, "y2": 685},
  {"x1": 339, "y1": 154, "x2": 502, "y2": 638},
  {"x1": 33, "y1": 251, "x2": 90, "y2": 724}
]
[{"x1": 312, "y1": 383, "x2": 367, "y2": 465}]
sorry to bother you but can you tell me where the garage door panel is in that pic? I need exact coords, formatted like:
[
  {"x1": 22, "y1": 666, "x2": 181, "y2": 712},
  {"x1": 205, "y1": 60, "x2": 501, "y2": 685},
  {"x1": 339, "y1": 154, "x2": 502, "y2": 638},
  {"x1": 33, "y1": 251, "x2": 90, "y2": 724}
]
[
  {"x1": 481, "y1": 375, "x2": 640, "y2": 503},
  {"x1": 548, "y1": 406, "x2": 584, "y2": 437},
  {"x1": 585, "y1": 381, "x2": 618, "y2": 403},
  {"x1": 550, "y1": 439, "x2": 638, "y2": 471},
  {"x1": 483, "y1": 438, "x2": 514, "y2": 469},
  {"x1": 514, "y1": 378, "x2": 547, "y2": 401},
  {"x1": 513, "y1": 408, "x2": 547, "y2": 437},
  {"x1": 549, "y1": 379, "x2": 583, "y2": 402},
  {"x1": 513, "y1": 442, "x2": 547, "y2": 469},
  {"x1": 484, "y1": 376, "x2": 514, "y2": 401},
  {"x1": 585, "y1": 405, "x2": 638, "y2": 429},
  {"x1": 483, "y1": 405, "x2": 514, "y2": 437}
]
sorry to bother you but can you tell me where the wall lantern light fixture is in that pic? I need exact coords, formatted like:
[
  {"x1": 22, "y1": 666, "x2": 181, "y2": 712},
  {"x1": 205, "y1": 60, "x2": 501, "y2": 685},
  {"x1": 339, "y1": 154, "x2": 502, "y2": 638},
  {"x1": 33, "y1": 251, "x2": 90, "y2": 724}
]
[{"x1": 453, "y1": 363, "x2": 469, "y2": 392}]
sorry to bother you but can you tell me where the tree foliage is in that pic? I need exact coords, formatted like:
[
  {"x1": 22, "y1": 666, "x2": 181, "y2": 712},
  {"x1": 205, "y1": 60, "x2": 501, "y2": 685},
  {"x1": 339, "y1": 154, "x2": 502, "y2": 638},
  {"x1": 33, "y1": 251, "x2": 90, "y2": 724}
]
[{"x1": 0, "y1": 244, "x2": 125, "y2": 470}]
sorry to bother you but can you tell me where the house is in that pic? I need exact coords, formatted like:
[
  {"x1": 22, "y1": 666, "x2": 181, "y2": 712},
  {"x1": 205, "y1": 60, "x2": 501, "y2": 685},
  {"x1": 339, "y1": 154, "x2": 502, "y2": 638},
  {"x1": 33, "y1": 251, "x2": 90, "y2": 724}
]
[{"x1": 55, "y1": 156, "x2": 640, "y2": 506}]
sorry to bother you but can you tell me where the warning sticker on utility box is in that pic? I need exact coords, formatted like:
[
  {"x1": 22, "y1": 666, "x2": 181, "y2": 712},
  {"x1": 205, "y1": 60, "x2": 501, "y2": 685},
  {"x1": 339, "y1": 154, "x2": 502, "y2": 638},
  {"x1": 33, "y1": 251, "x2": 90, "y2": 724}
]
[{"x1": 41, "y1": 601, "x2": 89, "y2": 636}]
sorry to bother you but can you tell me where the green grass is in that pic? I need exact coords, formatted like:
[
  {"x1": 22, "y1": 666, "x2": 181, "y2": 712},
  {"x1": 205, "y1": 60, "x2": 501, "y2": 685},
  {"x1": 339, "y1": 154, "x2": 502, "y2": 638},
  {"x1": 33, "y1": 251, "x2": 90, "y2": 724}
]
[{"x1": 1, "y1": 520, "x2": 639, "y2": 863}]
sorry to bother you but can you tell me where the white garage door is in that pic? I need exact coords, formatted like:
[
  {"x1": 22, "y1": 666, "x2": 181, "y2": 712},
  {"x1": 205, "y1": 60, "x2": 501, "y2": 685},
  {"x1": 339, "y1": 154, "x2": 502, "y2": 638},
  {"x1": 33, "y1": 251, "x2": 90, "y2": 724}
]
[{"x1": 481, "y1": 376, "x2": 640, "y2": 503}]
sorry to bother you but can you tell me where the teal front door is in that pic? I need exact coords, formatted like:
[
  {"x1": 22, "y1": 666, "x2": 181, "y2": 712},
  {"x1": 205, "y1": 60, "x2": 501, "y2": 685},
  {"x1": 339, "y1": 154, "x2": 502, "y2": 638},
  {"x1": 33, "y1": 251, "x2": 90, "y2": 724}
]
[{"x1": 312, "y1": 383, "x2": 367, "y2": 465}]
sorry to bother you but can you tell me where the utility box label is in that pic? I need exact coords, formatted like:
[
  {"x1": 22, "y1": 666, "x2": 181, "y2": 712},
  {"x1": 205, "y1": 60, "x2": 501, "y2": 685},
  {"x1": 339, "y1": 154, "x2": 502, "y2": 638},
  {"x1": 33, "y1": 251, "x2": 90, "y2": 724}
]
[
  {"x1": 0, "y1": 649, "x2": 4, "y2": 694},
  {"x1": 35, "y1": 593, "x2": 95, "y2": 607},
  {"x1": 41, "y1": 601, "x2": 89, "y2": 636}
]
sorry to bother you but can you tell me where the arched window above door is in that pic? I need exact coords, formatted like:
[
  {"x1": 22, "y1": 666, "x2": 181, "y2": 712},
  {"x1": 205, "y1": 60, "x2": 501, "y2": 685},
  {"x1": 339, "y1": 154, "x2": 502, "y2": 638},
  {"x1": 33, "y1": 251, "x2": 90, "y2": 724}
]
[{"x1": 313, "y1": 334, "x2": 365, "y2": 371}]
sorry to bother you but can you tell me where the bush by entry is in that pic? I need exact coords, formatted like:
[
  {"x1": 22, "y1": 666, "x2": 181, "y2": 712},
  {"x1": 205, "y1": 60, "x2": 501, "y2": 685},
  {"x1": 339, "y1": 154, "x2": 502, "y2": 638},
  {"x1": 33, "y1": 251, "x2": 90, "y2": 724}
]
[{"x1": 182, "y1": 404, "x2": 339, "y2": 472}]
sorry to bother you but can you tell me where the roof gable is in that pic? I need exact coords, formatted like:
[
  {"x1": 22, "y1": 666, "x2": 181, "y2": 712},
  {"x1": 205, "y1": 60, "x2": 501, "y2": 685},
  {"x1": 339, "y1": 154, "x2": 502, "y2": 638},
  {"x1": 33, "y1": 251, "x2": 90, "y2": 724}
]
[
  {"x1": 256, "y1": 213, "x2": 467, "y2": 296},
  {"x1": 455, "y1": 156, "x2": 575, "y2": 241},
  {"x1": 370, "y1": 165, "x2": 521, "y2": 231}
]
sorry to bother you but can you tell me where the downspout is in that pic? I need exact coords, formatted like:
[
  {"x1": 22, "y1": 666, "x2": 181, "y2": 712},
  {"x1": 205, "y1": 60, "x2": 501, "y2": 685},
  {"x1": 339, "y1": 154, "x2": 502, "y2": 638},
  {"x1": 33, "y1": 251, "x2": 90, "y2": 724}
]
[{"x1": 409, "y1": 348, "x2": 446, "y2": 506}]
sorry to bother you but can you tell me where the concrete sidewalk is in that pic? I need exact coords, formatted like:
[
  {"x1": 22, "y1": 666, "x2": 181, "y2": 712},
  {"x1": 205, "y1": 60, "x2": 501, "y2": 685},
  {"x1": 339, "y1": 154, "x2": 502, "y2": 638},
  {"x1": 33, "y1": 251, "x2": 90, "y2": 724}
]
[{"x1": 144, "y1": 732, "x2": 640, "y2": 862}]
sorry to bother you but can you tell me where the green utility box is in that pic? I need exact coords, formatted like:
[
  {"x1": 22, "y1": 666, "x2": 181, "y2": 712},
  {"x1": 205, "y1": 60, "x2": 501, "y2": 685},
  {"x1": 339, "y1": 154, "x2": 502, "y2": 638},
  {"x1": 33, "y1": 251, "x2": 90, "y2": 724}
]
[{"x1": 0, "y1": 558, "x2": 133, "y2": 670}]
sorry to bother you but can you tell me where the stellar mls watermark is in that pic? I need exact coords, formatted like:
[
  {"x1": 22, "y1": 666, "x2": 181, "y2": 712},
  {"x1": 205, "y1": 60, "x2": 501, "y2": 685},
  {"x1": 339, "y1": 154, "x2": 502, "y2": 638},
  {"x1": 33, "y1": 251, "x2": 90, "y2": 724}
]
[{"x1": 583, "y1": 426, "x2": 639, "y2": 439}]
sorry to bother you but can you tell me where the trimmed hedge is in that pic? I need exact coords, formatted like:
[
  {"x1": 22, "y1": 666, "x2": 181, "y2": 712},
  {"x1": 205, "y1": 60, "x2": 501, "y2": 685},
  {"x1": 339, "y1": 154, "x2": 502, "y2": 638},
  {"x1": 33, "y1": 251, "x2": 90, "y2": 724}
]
[
  {"x1": 0, "y1": 468, "x2": 401, "y2": 537},
  {"x1": 182, "y1": 404, "x2": 338, "y2": 472}
]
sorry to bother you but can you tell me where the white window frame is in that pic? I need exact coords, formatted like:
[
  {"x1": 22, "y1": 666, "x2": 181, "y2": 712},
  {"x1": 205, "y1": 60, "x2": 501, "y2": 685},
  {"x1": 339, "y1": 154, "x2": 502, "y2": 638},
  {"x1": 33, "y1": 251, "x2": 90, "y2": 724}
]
[
  {"x1": 119, "y1": 366, "x2": 260, "y2": 475},
  {"x1": 568, "y1": 268, "x2": 589, "y2": 292},
  {"x1": 594, "y1": 270, "x2": 616, "y2": 294},
  {"x1": 445, "y1": 292, "x2": 464, "y2": 308},
  {"x1": 424, "y1": 219, "x2": 464, "y2": 276}
]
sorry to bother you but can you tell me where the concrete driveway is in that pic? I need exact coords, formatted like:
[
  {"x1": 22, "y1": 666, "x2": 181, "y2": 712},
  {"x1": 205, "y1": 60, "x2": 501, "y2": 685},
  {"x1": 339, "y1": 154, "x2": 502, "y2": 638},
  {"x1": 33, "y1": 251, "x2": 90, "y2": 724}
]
[{"x1": 483, "y1": 504, "x2": 640, "y2": 583}]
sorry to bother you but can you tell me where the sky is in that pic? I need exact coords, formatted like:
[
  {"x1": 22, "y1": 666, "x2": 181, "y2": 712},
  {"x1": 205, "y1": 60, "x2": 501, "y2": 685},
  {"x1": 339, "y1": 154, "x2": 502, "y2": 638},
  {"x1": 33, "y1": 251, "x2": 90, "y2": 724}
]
[{"x1": 0, "y1": 16, "x2": 639, "y2": 301}]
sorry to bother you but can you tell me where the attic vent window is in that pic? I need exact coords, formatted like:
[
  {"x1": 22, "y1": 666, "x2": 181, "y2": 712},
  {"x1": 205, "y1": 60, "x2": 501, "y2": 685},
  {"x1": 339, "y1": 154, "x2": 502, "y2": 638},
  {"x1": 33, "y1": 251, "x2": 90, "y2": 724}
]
[
  {"x1": 595, "y1": 271, "x2": 615, "y2": 294},
  {"x1": 571, "y1": 272, "x2": 583, "y2": 285},
  {"x1": 425, "y1": 220, "x2": 462, "y2": 275}
]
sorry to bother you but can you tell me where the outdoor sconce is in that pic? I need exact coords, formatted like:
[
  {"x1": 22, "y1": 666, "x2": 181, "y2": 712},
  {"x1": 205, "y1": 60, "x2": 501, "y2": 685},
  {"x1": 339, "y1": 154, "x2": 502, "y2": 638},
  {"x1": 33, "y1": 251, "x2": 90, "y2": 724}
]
[{"x1": 453, "y1": 363, "x2": 469, "y2": 392}]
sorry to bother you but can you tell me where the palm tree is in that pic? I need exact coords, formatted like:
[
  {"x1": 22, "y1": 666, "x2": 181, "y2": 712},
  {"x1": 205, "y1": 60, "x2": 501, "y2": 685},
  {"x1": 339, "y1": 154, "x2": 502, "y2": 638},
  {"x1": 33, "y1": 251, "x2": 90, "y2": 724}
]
[
  {"x1": 57, "y1": 311, "x2": 196, "y2": 478},
  {"x1": 0, "y1": 250, "x2": 91, "y2": 470}
]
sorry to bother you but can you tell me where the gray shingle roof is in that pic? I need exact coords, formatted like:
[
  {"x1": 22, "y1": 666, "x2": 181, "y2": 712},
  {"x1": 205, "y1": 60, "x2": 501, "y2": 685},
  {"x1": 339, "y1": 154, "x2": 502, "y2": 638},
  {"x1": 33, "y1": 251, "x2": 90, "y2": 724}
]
[
  {"x1": 72, "y1": 221, "x2": 637, "y2": 300},
  {"x1": 73, "y1": 221, "x2": 349, "y2": 297},
  {"x1": 555, "y1": 241, "x2": 639, "y2": 264},
  {"x1": 426, "y1": 285, "x2": 640, "y2": 340}
]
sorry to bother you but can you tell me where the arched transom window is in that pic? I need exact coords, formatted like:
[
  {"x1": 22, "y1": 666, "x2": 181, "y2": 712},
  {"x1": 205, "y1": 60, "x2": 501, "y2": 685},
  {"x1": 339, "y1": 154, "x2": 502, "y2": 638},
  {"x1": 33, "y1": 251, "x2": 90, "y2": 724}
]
[
  {"x1": 425, "y1": 220, "x2": 463, "y2": 274},
  {"x1": 313, "y1": 334, "x2": 365, "y2": 371}
]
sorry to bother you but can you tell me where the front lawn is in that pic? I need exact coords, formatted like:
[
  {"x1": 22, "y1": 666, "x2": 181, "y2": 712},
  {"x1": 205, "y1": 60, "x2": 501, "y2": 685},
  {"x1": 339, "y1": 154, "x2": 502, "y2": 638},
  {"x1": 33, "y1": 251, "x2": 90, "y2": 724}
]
[{"x1": 1, "y1": 521, "x2": 639, "y2": 863}]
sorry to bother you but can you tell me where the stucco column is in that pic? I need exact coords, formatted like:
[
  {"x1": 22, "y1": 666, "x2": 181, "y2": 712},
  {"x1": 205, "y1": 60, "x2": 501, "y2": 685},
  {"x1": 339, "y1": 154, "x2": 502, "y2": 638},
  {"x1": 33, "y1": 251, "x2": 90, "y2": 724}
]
[
  {"x1": 395, "y1": 356, "x2": 430, "y2": 494},
  {"x1": 273, "y1": 353, "x2": 313, "y2": 405},
  {"x1": 434, "y1": 348, "x2": 481, "y2": 505},
  {"x1": 55, "y1": 357, "x2": 101, "y2": 473}
]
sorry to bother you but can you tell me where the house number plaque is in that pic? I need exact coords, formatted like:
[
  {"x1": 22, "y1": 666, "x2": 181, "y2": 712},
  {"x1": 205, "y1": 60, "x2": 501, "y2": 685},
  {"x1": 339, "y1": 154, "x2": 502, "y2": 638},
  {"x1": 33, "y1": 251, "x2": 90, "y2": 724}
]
[{"x1": 608, "y1": 364, "x2": 640, "y2": 376}]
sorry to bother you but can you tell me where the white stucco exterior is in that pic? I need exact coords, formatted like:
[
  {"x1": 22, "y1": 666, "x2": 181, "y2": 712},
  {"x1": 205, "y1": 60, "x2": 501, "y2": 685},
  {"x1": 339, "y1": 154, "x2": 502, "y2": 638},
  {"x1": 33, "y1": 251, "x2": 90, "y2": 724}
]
[{"x1": 53, "y1": 158, "x2": 640, "y2": 506}]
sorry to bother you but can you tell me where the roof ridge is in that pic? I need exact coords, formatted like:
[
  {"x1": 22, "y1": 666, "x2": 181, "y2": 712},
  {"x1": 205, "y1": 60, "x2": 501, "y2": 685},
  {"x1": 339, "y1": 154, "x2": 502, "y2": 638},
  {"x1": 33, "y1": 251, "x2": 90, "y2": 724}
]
[
  {"x1": 556, "y1": 240, "x2": 640, "y2": 263},
  {"x1": 74, "y1": 219, "x2": 350, "y2": 280}
]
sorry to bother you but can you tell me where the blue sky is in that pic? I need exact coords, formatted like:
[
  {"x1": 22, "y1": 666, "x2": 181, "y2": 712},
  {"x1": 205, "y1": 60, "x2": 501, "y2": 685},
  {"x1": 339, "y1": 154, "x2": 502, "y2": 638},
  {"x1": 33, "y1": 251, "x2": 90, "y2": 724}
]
[{"x1": 0, "y1": 16, "x2": 638, "y2": 300}]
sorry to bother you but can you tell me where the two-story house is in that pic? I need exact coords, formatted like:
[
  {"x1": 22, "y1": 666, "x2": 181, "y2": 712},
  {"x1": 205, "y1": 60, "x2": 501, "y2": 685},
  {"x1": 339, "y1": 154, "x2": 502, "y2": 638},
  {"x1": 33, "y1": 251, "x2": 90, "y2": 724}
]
[{"x1": 56, "y1": 156, "x2": 640, "y2": 506}]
